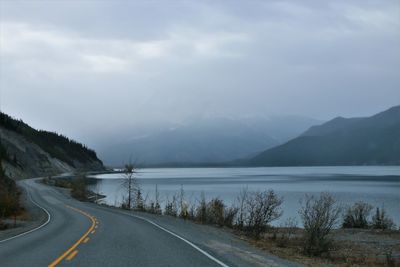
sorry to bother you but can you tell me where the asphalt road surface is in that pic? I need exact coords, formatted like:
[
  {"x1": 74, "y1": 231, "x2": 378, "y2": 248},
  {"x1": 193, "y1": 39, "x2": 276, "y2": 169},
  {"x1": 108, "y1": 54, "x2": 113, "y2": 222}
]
[{"x1": 0, "y1": 179, "x2": 302, "y2": 267}]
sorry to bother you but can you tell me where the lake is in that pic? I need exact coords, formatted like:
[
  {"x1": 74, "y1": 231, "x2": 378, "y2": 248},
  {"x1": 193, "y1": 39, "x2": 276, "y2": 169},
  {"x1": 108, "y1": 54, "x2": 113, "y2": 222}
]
[{"x1": 89, "y1": 166, "x2": 400, "y2": 226}]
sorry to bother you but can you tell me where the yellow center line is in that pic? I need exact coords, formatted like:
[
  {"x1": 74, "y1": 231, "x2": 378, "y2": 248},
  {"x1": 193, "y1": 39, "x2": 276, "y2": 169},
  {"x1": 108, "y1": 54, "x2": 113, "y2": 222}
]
[
  {"x1": 47, "y1": 206, "x2": 96, "y2": 267},
  {"x1": 66, "y1": 250, "x2": 78, "y2": 261}
]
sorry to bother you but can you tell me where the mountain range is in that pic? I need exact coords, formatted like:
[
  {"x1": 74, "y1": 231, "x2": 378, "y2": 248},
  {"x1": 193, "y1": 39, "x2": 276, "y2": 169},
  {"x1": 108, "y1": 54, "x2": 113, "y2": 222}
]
[
  {"x1": 97, "y1": 116, "x2": 320, "y2": 166},
  {"x1": 249, "y1": 105, "x2": 400, "y2": 166}
]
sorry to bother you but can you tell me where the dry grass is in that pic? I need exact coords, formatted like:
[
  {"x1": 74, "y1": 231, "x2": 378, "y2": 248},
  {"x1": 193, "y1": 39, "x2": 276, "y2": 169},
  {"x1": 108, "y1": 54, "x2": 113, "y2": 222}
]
[{"x1": 235, "y1": 227, "x2": 400, "y2": 267}]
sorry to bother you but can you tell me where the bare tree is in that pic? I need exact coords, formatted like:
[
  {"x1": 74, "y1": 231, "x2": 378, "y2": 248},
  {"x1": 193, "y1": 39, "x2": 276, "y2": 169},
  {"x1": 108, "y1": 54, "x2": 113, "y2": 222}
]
[
  {"x1": 299, "y1": 192, "x2": 341, "y2": 255},
  {"x1": 121, "y1": 162, "x2": 138, "y2": 210}
]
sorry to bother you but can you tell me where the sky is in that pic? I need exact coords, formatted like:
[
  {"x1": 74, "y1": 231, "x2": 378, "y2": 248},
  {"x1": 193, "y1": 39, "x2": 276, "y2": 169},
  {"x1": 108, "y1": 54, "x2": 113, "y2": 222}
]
[{"x1": 0, "y1": 0, "x2": 399, "y2": 145}]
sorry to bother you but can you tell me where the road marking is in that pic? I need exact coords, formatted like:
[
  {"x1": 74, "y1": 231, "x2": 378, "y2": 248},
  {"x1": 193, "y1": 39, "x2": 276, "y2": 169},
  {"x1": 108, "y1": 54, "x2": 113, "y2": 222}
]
[
  {"x1": 131, "y1": 214, "x2": 230, "y2": 267},
  {"x1": 66, "y1": 250, "x2": 78, "y2": 261},
  {"x1": 91, "y1": 230, "x2": 96, "y2": 234},
  {"x1": 83, "y1": 237, "x2": 90, "y2": 243},
  {"x1": 0, "y1": 184, "x2": 51, "y2": 243},
  {"x1": 47, "y1": 206, "x2": 96, "y2": 267}
]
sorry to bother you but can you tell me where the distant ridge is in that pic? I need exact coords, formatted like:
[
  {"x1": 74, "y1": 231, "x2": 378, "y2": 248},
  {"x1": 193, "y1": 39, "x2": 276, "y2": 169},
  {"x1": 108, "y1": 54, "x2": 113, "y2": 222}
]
[
  {"x1": 249, "y1": 105, "x2": 400, "y2": 166},
  {"x1": 0, "y1": 112, "x2": 105, "y2": 178},
  {"x1": 98, "y1": 116, "x2": 320, "y2": 166}
]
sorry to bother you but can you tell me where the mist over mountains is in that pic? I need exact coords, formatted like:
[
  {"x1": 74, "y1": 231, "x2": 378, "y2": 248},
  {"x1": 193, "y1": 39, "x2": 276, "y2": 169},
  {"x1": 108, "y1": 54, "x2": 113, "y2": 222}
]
[
  {"x1": 97, "y1": 115, "x2": 320, "y2": 166},
  {"x1": 249, "y1": 105, "x2": 400, "y2": 166}
]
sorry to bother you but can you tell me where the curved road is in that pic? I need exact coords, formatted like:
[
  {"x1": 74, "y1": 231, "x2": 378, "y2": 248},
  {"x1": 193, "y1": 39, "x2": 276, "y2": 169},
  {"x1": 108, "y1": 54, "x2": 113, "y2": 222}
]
[{"x1": 0, "y1": 179, "x2": 302, "y2": 267}]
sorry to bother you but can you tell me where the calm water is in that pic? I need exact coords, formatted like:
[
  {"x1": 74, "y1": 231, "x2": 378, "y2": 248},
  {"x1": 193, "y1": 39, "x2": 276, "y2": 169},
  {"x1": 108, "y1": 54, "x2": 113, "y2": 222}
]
[{"x1": 89, "y1": 166, "x2": 400, "y2": 226}]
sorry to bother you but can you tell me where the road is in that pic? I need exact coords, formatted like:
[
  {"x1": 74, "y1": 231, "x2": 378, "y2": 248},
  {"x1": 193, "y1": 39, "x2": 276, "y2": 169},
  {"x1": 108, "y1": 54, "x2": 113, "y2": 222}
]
[{"x1": 0, "y1": 179, "x2": 302, "y2": 267}]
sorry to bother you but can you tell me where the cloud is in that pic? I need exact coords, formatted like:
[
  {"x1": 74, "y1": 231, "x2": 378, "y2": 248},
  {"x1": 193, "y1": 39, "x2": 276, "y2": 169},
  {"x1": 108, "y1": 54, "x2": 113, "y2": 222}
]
[
  {"x1": 0, "y1": 0, "x2": 399, "y2": 145},
  {"x1": 1, "y1": 21, "x2": 249, "y2": 77}
]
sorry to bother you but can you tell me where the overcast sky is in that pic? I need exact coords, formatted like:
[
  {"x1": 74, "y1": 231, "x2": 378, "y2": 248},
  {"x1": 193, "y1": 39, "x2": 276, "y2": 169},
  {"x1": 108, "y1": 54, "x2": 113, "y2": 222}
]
[{"x1": 0, "y1": 0, "x2": 399, "y2": 144}]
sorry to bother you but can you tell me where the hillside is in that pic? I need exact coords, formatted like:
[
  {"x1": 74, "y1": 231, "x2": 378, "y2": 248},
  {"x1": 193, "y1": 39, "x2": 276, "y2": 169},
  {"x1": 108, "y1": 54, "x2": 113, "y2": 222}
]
[
  {"x1": 249, "y1": 105, "x2": 400, "y2": 166},
  {"x1": 98, "y1": 116, "x2": 320, "y2": 166},
  {"x1": 0, "y1": 112, "x2": 104, "y2": 178}
]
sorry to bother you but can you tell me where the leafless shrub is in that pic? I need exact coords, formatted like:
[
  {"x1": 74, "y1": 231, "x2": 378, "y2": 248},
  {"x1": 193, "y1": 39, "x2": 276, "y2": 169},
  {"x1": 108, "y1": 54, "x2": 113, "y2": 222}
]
[
  {"x1": 342, "y1": 201, "x2": 373, "y2": 229},
  {"x1": 235, "y1": 187, "x2": 249, "y2": 229},
  {"x1": 223, "y1": 206, "x2": 238, "y2": 228},
  {"x1": 299, "y1": 192, "x2": 341, "y2": 255},
  {"x1": 245, "y1": 190, "x2": 283, "y2": 239}
]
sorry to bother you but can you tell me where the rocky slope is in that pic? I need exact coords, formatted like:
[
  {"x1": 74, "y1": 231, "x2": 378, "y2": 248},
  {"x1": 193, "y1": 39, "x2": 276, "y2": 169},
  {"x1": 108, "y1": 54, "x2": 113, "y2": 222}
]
[{"x1": 0, "y1": 112, "x2": 104, "y2": 179}]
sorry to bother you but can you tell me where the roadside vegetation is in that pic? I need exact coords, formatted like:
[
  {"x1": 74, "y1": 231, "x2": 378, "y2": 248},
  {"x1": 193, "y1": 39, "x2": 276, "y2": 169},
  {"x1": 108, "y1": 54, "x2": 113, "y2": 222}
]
[
  {"x1": 114, "y1": 167, "x2": 399, "y2": 267},
  {"x1": 0, "y1": 160, "x2": 22, "y2": 230},
  {"x1": 43, "y1": 167, "x2": 399, "y2": 266},
  {"x1": 42, "y1": 175, "x2": 101, "y2": 202}
]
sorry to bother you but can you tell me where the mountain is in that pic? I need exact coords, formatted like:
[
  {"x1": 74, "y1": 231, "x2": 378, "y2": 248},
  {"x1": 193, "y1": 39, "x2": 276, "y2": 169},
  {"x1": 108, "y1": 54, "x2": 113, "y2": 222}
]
[
  {"x1": 0, "y1": 112, "x2": 105, "y2": 178},
  {"x1": 98, "y1": 116, "x2": 320, "y2": 166},
  {"x1": 249, "y1": 105, "x2": 400, "y2": 166}
]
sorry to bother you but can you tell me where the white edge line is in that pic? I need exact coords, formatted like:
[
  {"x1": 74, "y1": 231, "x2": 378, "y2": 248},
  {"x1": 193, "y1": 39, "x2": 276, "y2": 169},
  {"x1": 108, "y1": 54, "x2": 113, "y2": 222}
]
[
  {"x1": 0, "y1": 184, "x2": 51, "y2": 243},
  {"x1": 131, "y1": 214, "x2": 230, "y2": 267}
]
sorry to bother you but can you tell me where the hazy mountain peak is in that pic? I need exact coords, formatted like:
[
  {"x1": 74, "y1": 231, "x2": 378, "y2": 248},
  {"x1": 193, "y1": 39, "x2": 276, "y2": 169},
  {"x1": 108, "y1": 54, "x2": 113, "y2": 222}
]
[{"x1": 250, "y1": 105, "x2": 400, "y2": 166}]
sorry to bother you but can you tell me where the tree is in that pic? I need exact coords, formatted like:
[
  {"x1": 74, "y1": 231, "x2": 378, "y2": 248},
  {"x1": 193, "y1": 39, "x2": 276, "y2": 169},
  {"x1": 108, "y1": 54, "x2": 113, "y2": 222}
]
[
  {"x1": 164, "y1": 194, "x2": 178, "y2": 217},
  {"x1": 371, "y1": 206, "x2": 395, "y2": 230},
  {"x1": 135, "y1": 187, "x2": 145, "y2": 211},
  {"x1": 299, "y1": 192, "x2": 341, "y2": 255},
  {"x1": 121, "y1": 163, "x2": 138, "y2": 210}
]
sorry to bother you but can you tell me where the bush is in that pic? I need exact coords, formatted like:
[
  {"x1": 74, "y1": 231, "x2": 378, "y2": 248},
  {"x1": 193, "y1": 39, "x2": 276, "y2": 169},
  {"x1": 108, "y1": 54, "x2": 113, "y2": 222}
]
[
  {"x1": 223, "y1": 206, "x2": 238, "y2": 228},
  {"x1": 371, "y1": 207, "x2": 395, "y2": 230},
  {"x1": 0, "y1": 161, "x2": 21, "y2": 222},
  {"x1": 245, "y1": 190, "x2": 283, "y2": 239},
  {"x1": 70, "y1": 176, "x2": 87, "y2": 201},
  {"x1": 277, "y1": 217, "x2": 298, "y2": 247},
  {"x1": 342, "y1": 201, "x2": 373, "y2": 229},
  {"x1": 195, "y1": 192, "x2": 208, "y2": 223},
  {"x1": 299, "y1": 192, "x2": 341, "y2": 255},
  {"x1": 206, "y1": 198, "x2": 225, "y2": 226}
]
